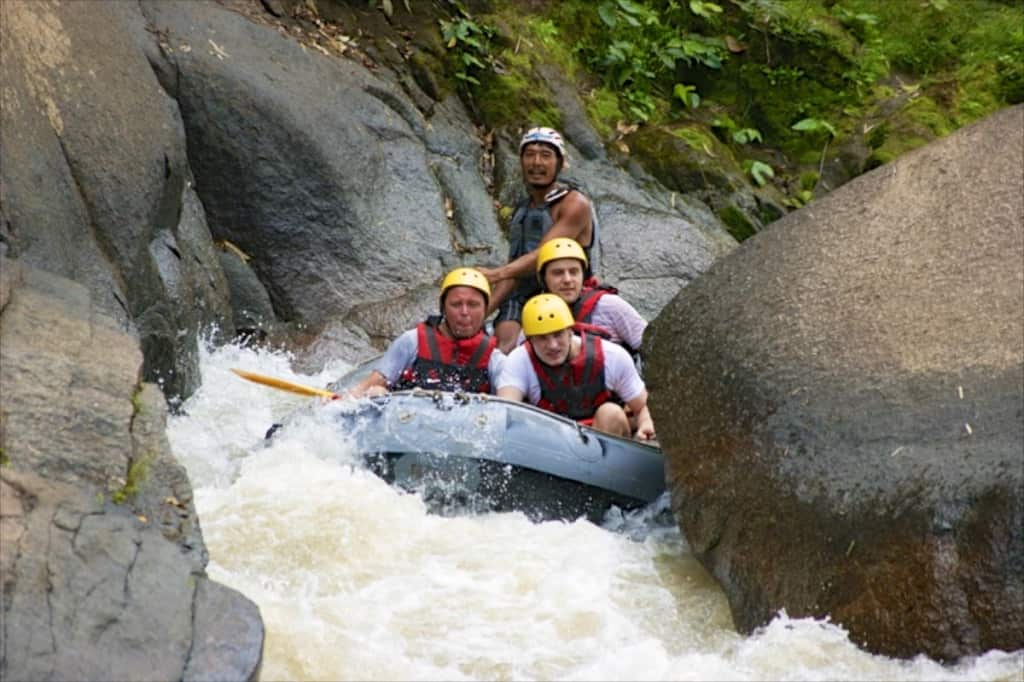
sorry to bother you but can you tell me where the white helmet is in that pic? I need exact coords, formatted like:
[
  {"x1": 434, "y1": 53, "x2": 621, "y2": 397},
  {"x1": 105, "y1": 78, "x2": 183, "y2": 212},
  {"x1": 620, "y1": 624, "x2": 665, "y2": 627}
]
[{"x1": 519, "y1": 127, "x2": 567, "y2": 161}]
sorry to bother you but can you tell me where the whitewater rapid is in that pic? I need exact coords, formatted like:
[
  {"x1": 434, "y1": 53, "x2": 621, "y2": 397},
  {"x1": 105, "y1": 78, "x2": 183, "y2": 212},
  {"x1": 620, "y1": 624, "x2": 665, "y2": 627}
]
[{"x1": 166, "y1": 341, "x2": 1023, "y2": 681}]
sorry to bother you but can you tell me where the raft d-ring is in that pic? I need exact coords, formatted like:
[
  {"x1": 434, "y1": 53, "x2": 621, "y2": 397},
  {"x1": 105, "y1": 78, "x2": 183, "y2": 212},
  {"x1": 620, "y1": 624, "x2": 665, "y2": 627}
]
[
  {"x1": 476, "y1": 414, "x2": 488, "y2": 427},
  {"x1": 575, "y1": 422, "x2": 590, "y2": 445},
  {"x1": 398, "y1": 410, "x2": 413, "y2": 423}
]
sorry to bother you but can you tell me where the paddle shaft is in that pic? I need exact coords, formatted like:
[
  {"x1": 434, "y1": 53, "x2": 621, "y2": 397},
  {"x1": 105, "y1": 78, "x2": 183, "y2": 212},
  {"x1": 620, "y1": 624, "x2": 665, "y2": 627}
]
[{"x1": 230, "y1": 368, "x2": 339, "y2": 399}]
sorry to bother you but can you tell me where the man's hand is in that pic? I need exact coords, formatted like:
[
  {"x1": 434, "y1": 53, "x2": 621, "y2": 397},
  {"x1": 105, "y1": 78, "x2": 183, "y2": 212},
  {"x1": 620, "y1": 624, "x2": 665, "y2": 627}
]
[
  {"x1": 478, "y1": 266, "x2": 505, "y2": 286},
  {"x1": 634, "y1": 420, "x2": 656, "y2": 442}
]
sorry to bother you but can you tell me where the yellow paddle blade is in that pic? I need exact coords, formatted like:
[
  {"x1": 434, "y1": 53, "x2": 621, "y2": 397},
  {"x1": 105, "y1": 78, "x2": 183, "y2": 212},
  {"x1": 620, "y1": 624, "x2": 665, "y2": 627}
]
[{"x1": 230, "y1": 368, "x2": 338, "y2": 399}]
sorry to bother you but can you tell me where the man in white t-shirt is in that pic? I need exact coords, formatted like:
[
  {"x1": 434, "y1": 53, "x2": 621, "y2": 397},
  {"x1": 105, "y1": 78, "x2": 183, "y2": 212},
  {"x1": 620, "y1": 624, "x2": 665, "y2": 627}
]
[
  {"x1": 496, "y1": 294, "x2": 655, "y2": 441},
  {"x1": 344, "y1": 268, "x2": 505, "y2": 398},
  {"x1": 535, "y1": 237, "x2": 646, "y2": 357}
]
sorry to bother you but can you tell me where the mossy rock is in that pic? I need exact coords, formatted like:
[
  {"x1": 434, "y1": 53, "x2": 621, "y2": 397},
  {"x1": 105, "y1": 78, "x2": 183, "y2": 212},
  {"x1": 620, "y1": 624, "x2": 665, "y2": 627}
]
[
  {"x1": 864, "y1": 94, "x2": 950, "y2": 169},
  {"x1": 717, "y1": 203, "x2": 758, "y2": 242},
  {"x1": 628, "y1": 123, "x2": 744, "y2": 194}
]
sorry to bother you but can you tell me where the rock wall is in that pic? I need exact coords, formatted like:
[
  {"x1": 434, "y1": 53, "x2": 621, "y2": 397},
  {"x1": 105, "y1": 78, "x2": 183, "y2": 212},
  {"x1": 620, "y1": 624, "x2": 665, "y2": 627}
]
[
  {"x1": 0, "y1": 258, "x2": 264, "y2": 680},
  {"x1": 0, "y1": 0, "x2": 234, "y2": 402}
]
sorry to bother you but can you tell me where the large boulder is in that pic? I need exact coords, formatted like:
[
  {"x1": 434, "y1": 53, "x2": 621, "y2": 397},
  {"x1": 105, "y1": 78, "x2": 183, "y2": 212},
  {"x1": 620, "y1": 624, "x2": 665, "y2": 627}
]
[
  {"x1": 0, "y1": 258, "x2": 264, "y2": 680},
  {"x1": 644, "y1": 105, "x2": 1024, "y2": 660},
  {"x1": 140, "y1": 0, "x2": 500, "y2": 351},
  {"x1": 0, "y1": 0, "x2": 234, "y2": 403}
]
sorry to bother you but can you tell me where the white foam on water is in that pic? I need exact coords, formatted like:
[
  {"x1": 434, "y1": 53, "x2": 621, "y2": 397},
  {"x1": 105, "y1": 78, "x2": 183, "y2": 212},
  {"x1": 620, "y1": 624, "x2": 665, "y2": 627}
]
[{"x1": 168, "y1": 341, "x2": 1024, "y2": 681}]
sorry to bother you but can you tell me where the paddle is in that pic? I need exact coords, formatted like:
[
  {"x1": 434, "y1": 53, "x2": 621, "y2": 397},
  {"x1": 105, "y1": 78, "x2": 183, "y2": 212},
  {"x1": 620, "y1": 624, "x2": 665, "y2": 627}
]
[{"x1": 230, "y1": 368, "x2": 339, "y2": 400}]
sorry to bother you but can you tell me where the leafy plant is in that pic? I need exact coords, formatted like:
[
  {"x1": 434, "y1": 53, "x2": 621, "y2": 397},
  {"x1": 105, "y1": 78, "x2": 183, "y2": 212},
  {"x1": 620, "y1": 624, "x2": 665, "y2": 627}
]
[
  {"x1": 673, "y1": 83, "x2": 701, "y2": 109},
  {"x1": 576, "y1": 0, "x2": 727, "y2": 122},
  {"x1": 792, "y1": 116, "x2": 837, "y2": 175},
  {"x1": 439, "y1": 12, "x2": 496, "y2": 86},
  {"x1": 689, "y1": 1, "x2": 723, "y2": 21},
  {"x1": 624, "y1": 88, "x2": 658, "y2": 121},
  {"x1": 746, "y1": 159, "x2": 775, "y2": 187},
  {"x1": 732, "y1": 127, "x2": 763, "y2": 144},
  {"x1": 784, "y1": 189, "x2": 814, "y2": 209},
  {"x1": 531, "y1": 19, "x2": 560, "y2": 47},
  {"x1": 792, "y1": 117, "x2": 836, "y2": 137}
]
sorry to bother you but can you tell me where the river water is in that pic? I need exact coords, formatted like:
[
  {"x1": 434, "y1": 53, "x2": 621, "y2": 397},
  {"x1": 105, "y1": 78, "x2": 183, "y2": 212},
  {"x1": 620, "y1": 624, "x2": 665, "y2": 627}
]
[{"x1": 167, "y1": 341, "x2": 1023, "y2": 682}]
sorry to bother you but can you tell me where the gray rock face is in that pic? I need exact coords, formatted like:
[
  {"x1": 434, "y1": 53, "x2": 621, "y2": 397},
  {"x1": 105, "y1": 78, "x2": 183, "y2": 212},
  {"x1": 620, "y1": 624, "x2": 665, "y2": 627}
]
[
  {"x1": 0, "y1": 0, "x2": 234, "y2": 402},
  {"x1": 140, "y1": 0, "x2": 735, "y2": 359},
  {"x1": 142, "y1": 0, "x2": 487, "y2": 341},
  {"x1": 2, "y1": 0, "x2": 737, "y2": 392},
  {"x1": 644, "y1": 105, "x2": 1024, "y2": 661},
  {"x1": 0, "y1": 259, "x2": 263, "y2": 681}
]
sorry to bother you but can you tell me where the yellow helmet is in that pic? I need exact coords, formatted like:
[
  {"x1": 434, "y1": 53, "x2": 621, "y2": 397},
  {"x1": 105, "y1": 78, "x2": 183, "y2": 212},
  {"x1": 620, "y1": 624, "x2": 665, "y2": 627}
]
[
  {"x1": 440, "y1": 267, "x2": 490, "y2": 307},
  {"x1": 536, "y1": 238, "x2": 588, "y2": 283},
  {"x1": 521, "y1": 294, "x2": 575, "y2": 337}
]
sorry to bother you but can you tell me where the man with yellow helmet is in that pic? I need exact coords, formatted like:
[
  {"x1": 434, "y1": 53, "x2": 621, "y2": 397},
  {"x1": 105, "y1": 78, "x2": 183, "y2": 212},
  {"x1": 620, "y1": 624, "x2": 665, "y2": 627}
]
[
  {"x1": 478, "y1": 127, "x2": 599, "y2": 355},
  {"x1": 496, "y1": 294, "x2": 656, "y2": 441},
  {"x1": 345, "y1": 268, "x2": 503, "y2": 398},
  {"x1": 535, "y1": 237, "x2": 646, "y2": 360}
]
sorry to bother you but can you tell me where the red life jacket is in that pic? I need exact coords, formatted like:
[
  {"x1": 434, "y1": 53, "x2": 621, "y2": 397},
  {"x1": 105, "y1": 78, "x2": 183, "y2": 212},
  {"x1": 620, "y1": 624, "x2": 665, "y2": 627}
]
[
  {"x1": 526, "y1": 332, "x2": 611, "y2": 421},
  {"x1": 572, "y1": 284, "x2": 617, "y2": 323},
  {"x1": 570, "y1": 284, "x2": 618, "y2": 344},
  {"x1": 393, "y1": 318, "x2": 496, "y2": 393},
  {"x1": 570, "y1": 284, "x2": 643, "y2": 362}
]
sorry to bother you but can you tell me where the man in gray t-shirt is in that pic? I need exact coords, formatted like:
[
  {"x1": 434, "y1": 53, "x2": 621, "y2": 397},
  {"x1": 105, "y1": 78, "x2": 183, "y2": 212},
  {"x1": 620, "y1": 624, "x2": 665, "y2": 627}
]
[{"x1": 343, "y1": 268, "x2": 505, "y2": 398}]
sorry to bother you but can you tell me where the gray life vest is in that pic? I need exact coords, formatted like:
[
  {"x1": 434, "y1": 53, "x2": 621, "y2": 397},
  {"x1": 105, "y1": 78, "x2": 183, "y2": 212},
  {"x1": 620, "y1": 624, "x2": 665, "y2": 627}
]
[{"x1": 507, "y1": 182, "x2": 601, "y2": 300}]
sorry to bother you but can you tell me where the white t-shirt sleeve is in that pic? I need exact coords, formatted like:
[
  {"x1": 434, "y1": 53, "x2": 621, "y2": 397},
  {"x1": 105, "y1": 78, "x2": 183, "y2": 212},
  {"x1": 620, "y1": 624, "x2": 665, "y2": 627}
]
[
  {"x1": 374, "y1": 329, "x2": 419, "y2": 384},
  {"x1": 601, "y1": 340, "x2": 646, "y2": 402},
  {"x1": 496, "y1": 345, "x2": 541, "y2": 403},
  {"x1": 591, "y1": 295, "x2": 647, "y2": 350},
  {"x1": 487, "y1": 347, "x2": 506, "y2": 392}
]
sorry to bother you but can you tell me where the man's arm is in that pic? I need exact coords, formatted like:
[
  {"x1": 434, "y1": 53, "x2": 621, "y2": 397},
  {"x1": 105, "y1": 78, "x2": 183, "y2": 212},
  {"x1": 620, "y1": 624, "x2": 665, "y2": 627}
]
[
  {"x1": 485, "y1": 277, "x2": 517, "y2": 317},
  {"x1": 496, "y1": 385, "x2": 526, "y2": 402},
  {"x1": 494, "y1": 346, "x2": 531, "y2": 402},
  {"x1": 625, "y1": 391, "x2": 656, "y2": 441},
  {"x1": 604, "y1": 342, "x2": 655, "y2": 440},
  {"x1": 342, "y1": 370, "x2": 389, "y2": 399},
  {"x1": 481, "y1": 192, "x2": 593, "y2": 285},
  {"x1": 340, "y1": 331, "x2": 417, "y2": 398}
]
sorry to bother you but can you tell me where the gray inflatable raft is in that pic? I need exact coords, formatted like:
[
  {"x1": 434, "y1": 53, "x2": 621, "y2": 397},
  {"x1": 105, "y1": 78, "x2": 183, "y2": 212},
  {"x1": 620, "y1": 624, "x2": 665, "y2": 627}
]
[{"x1": 330, "y1": 389, "x2": 666, "y2": 522}]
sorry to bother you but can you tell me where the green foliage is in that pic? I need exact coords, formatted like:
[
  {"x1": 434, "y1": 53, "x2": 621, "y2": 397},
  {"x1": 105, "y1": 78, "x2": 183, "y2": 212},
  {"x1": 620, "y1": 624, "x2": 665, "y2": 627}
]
[
  {"x1": 445, "y1": 0, "x2": 1020, "y2": 222},
  {"x1": 791, "y1": 117, "x2": 836, "y2": 137},
  {"x1": 439, "y1": 10, "x2": 497, "y2": 87},
  {"x1": 689, "y1": 1, "x2": 723, "y2": 21},
  {"x1": 732, "y1": 127, "x2": 763, "y2": 145},
  {"x1": 568, "y1": 0, "x2": 727, "y2": 122},
  {"x1": 839, "y1": 0, "x2": 1023, "y2": 80},
  {"x1": 531, "y1": 18, "x2": 561, "y2": 48},
  {"x1": 993, "y1": 20, "x2": 1024, "y2": 104},
  {"x1": 673, "y1": 83, "x2": 700, "y2": 109},
  {"x1": 746, "y1": 159, "x2": 775, "y2": 186},
  {"x1": 670, "y1": 125, "x2": 716, "y2": 153},
  {"x1": 799, "y1": 170, "x2": 820, "y2": 191},
  {"x1": 783, "y1": 188, "x2": 814, "y2": 208},
  {"x1": 0, "y1": 448, "x2": 8, "y2": 468}
]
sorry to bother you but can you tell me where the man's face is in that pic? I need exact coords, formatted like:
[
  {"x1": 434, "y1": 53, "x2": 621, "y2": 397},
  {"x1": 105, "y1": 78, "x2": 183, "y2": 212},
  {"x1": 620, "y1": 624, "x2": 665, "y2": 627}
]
[
  {"x1": 528, "y1": 327, "x2": 573, "y2": 366},
  {"x1": 543, "y1": 258, "x2": 584, "y2": 304},
  {"x1": 520, "y1": 143, "x2": 560, "y2": 189},
  {"x1": 443, "y1": 286, "x2": 486, "y2": 339}
]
